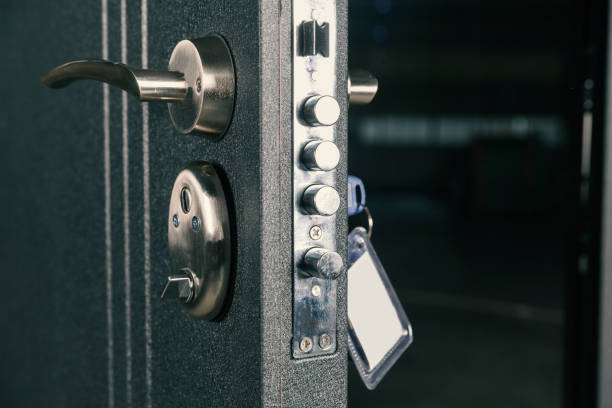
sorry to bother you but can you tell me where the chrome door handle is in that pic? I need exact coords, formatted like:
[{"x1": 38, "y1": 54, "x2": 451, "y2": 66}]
[
  {"x1": 41, "y1": 35, "x2": 235, "y2": 139},
  {"x1": 42, "y1": 59, "x2": 188, "y2": 102},
  {"x1": 348, "y1": 69, "x2": 378, "y2": 105}
]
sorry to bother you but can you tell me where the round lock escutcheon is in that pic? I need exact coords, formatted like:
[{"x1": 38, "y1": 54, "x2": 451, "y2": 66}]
[
  {"x1": 168, "y1": 35, "x2": 235, "y2": 138},
  {"x1": 166, "y1": 162, "x2": 232, "y2": 320}
]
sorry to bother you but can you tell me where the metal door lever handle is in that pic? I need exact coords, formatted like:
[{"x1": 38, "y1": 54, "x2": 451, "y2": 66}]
[
  {"x1": 348, "y1": 69, "x2": 378, "y2": 105},
  {"x1": 42, "y1": 59, "x2": 188, "y2": 102},
  {"x1": 41, "y1": 35, "x2": 235, "y2": 138}
]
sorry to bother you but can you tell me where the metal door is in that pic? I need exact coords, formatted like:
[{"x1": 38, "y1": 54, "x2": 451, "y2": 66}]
[{"x1": 0, "y1": 0, "x2": 348, "y2": 406}]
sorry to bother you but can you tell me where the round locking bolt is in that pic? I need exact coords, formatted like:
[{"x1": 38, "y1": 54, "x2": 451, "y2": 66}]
[
  {"x1": 303, "y1": 247, "x2": 343, "y2": 280},
  {"x1": 302, "y1": 184, "x2": 340, "y2": 216}
]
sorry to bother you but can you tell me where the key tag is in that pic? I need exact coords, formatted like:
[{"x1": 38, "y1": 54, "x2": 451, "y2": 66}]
[{"x1": 347, "y1": 221, "x2": 414, "y2": 389}]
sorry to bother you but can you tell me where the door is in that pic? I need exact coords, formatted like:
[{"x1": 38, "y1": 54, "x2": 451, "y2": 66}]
[{"x1": 0, "y1": 0, "x2": 349, "y2": 406}]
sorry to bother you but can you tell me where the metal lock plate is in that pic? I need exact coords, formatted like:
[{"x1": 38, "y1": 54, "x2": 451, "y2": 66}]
[
  {"x1": 292, "y1": 0, "x2": 340, "y2": 358},
  {"x1": 167, "y1": 162, "x2": 232, "y2": 320}
]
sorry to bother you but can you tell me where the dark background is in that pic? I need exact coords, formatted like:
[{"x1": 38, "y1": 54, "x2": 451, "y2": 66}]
[{"x1": 347, "y1": 0, "x2": 576, "y2": 406}]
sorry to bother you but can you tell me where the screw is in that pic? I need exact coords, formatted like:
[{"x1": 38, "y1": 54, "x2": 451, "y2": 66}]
[
  {"x1": 309, "y1": 225, "x2": 322, "y2": 240},
  {"x1": 192, "y1": 216, "x2": 200, "y2": 231},
  {"x1": 196, "y1": 78, "x2": 202, "y2": 93},
  {"x1": 172, "y1": 214, "x2": 179, "y2": 228},
  {"x1": 319, "y1": 333, "x2": 332, "y2": 349},
  {"x1": 299, "y1": 337, "x2": 313, "y2": 352},
  {"x1": 311, "y1": 284, "x2": 321, "y2": 297}
]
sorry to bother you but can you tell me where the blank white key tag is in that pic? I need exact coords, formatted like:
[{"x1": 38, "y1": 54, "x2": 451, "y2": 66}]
[{"x1": 347, "y1": 226, "x2": 413, "y2": 390}]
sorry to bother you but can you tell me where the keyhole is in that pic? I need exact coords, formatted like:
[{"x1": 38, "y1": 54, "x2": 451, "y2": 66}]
[{"x1": 180, "y1": 187, "x2": 192, "y2": 213}]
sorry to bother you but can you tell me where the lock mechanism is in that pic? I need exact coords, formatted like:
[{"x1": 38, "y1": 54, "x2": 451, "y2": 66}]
[
  {"x1": 41, "y1": 34, "x2": 235, "y2": 139},
  {"x1": 292, "y1": 0, "x2": 343, "y2": 359},
  {"x1": 164, "y1": 162, "x2": 232, "y2": 320}
]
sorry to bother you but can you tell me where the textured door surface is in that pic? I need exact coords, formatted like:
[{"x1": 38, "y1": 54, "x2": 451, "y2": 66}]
[{"x1": 0, "y1": 0, "x2": 348, "y2": 406}]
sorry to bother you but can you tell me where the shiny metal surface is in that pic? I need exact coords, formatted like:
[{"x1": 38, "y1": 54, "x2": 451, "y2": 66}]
[
  {"x1": 168, "y1": 162, "x2": 231, "y2": 320},
  {"x1": 302, "y1": 95, "x2": 341, "y2": 126},
  {"x1": 168, "y1": 35, "x2": 235, "y2": 138},
  {"x1": 41, "y1": 35, "x2": 235, "y2": 138},
  {"x1": 364, "y1": 206, "x2": 374, "y2": 239},
  {"x1": 348, "y1": 69, "x2": 378, "y2": 105},
  {"x1": 302, "y1": 184, "x2": 341, "y2": 216},
  {"x1": 292, "y1": 0, "x2": 340, "y2": 359},
  {"x1": 302, "y1": 140, "x2": 340, "y2": 171},
  {"x1": 41, "y1": 59, "x2": 188, "y2": 102},
  {"x1": 303, "y1": 247, "x2": 343, "y2": 280}
]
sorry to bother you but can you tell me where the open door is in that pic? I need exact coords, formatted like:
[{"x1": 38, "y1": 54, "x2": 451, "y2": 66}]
[{"x1": 0, "y1": 0, "x2": 349, "y2": 406}]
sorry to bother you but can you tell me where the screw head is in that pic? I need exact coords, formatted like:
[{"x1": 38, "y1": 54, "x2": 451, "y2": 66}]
[
  {"x1": 319, "y1": 333, "x2": 332, "y2": 349},
  {"x1": 311, "y1": 284, "x2": 321, "y2": 297},
  {"x1": 192, "y1": 216, "x2": 200, "y2": 231},
  {"x1": 299, "y1": 337, "x2": 313, "y2": 352},
  {"x1": 309, "y1": 225, "x2": 322, "y2": 240},
  {"x1": 172, "y1": 214, "x2": 179, "y2": 228}
]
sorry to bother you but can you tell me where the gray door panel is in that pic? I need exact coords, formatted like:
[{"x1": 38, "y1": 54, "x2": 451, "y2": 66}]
[{"x1": 0, "y1": 0, "x2": 348, "y2": 407}]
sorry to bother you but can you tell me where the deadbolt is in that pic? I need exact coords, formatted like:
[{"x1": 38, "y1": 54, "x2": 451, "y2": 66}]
[
  {"x1": 164, "y1": 162, "x2": 232, "y2": 320},
  {"x1": 41, "y1": 34, "x2": 235, "y2": 139},
  {"x1": 303, "y1": 247, "x2": 343, "y2": 280}
]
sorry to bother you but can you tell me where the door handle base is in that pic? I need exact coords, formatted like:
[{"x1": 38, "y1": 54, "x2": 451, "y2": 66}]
[{"x1": 168, "y1": 35, "x2": 235, "y2": 138}]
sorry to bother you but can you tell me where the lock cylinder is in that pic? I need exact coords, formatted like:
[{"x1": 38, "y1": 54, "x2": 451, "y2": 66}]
[
  {"x1": 166, "y1": 162, "x2": 232, "y2": 320},
  {"x1": 291, "y1": 0, "x2": 341, "y2": 359}
]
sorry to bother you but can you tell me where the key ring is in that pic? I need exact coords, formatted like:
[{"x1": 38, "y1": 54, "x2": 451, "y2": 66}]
[{"x1": 364, "y1": 206, "x2": 374, "y2": 239}]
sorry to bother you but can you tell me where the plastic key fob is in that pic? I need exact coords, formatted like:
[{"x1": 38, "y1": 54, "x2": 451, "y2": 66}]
[
  {"x1": 348, "y1": 175, "x2": 366, "y2": 216},
  {"x1": 347, "y1": 226, "x2": 413, "y2": 389}
]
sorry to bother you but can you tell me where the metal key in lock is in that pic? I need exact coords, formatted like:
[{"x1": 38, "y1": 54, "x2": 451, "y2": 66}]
[{"x1": 41, "y1": 34, "x2": 235, "y2": 139}]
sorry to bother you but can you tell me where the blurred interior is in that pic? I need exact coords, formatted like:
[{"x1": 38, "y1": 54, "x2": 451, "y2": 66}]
[{"x1": 347, "y1": 0, "x2": 575, "y2": 406}]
